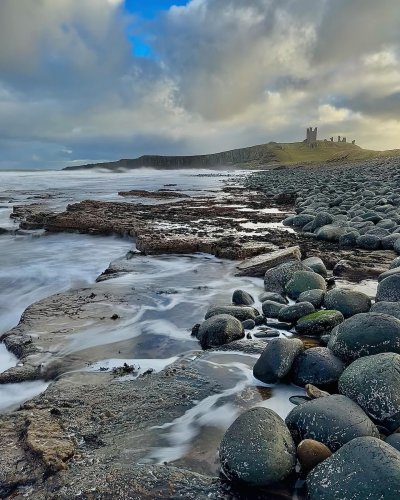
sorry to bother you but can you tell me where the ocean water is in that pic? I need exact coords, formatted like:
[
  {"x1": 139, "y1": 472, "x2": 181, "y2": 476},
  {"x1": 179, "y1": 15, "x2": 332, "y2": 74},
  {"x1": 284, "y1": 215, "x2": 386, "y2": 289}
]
[{"x1": 0, "y1": 168, "x2": 306, "y2": 489}]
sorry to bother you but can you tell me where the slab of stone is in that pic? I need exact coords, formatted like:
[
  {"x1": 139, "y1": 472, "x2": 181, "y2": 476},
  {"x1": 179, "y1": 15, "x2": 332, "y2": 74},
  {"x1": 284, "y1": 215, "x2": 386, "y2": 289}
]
[{"x1": 235, "y1": 246, "x2": 301, "y2": 277}]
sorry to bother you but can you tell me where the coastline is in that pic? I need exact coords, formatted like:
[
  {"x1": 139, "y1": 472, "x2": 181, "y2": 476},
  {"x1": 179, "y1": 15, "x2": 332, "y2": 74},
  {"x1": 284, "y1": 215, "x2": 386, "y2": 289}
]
[{"x1": 0, "y1": 161, "x2": 400, "y2": 497}]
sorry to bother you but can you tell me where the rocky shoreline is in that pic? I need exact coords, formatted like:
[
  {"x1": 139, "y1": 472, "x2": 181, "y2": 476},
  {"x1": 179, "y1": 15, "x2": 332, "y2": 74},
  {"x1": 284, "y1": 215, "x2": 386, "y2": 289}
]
[{"x1": 1, "y1": 160, "x2": 400, "y2": 498}]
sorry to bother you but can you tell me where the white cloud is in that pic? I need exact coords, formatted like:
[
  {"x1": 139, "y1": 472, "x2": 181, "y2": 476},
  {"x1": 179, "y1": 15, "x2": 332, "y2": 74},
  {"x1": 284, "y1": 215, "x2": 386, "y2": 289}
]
[{"x1": 0, "y1": 0, "x2": 399, "y2": 168}]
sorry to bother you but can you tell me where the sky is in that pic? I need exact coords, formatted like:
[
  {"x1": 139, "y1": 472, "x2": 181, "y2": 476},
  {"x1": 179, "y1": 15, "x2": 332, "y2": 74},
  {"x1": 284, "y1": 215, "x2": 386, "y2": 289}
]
[{"x1": 0, "y1": 0, "x2": 399, "y2": 169}]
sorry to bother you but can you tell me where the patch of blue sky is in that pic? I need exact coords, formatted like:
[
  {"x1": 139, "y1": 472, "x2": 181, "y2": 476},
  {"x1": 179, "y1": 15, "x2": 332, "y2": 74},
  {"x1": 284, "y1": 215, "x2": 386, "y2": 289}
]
[
  {"x1": 123, "y1": 0, "x2": 189, "y2": 58},
  {"x1": 124, "y1": 0, "x2": 189, "y2": 19}
]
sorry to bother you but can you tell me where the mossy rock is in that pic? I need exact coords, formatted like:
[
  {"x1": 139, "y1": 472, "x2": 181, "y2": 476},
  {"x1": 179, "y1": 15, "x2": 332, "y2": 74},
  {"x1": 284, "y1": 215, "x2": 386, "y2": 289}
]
[{"x1": 296, "y1": 310, "x2": 344, "y2": 336}]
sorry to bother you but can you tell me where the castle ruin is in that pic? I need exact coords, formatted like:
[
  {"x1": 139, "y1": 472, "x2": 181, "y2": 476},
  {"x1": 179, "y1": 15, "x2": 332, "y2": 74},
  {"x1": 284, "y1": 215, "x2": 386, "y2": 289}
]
[
  {"x1": 305, "y1": 127, "x2": 318, "y2": 148},
  {"x1": 305, "y1": 128, "x2": 356, "y2": 147}
]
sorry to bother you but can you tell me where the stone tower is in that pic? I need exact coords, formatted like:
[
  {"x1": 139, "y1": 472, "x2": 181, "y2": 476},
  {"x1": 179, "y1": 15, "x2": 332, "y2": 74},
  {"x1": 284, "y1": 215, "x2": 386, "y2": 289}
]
[{"x1": 305, "y1": 127, "x2": 318, "y2": 148}]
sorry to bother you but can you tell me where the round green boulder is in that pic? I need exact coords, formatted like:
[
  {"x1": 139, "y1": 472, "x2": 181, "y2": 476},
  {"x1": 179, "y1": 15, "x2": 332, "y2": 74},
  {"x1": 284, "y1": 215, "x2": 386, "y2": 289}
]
[
  {"x1": 339, "y1": 353, "x2": 400, "y2": 432},
  {"x1": 328, "y1": 312, "x2": 400, "y2": 362},
  {"x1": 285, "y1": 271, "x2": 327, "y2": 300},
  {"x1": 307, "y1": 437, "x2": 400, "y2": 500},
  {"x1": 219, "y1": 407, "x2": 296, "y2": 487},
  {"x1": 323, "y1": 288, "x2": 371, "y2": 318},
  {"x1": 285, "y1": 395, "x2": 378, "y2": 452},
  {"x1": 296, "y1": 310, "x2": 344, "y2": 336}
]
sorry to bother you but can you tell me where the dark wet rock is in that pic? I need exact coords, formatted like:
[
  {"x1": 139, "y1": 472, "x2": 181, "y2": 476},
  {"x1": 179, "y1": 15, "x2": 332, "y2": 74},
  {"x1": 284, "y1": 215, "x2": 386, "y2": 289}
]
[
  {"x1": 291, "y1": 347, "x2": 345, "y2": 389},
  {"x1": 253, "y1": 338, "x2": 304, "y2": 384},
  {"x1": 328, "y1": 313, "x2": 400, "y2": 362},
  {"x1": 323, "y1": 289, "x2": 371, "y2": 318},
  {"x1": 264, "y1": 261, "x2": 312, "y2": 295},
  {"x1": 339, "y1": 231, "x2": 359, "y2": 248},
  {"x1": 242, "y1": 319, "x2": 255, "y2": 330},
  {"x1": 219, "y1": 407, "x2": 296, "y2": 487},
  {"x1": 285, "y1": 271, "x2": 327, "y2": 300},
  {"x1": 297, "y1": 289, "x2": 325, "y2": 308},
  {"x1": 376, "y1": 274, "x2": 400, "y2": 302},
  {"x1": 378, "y1": 267, "x2": 400, "y2": 282},
  {"x1": 371, "y1": 301, "x2": 400, "y2": 320},
  {"x1": 253, "y1": 330, "x2": 280, "y2": 339},
  {"x1": 302, "y1": 257, "x2": 327, "y2": 277},
  {"x1": 319, "y1": 334, "x2": 331, "y2": 346},
  {"x1": 236, "y1": 246, "x2": 302, "y2": 277},
  {"x1": 259, "y1": 292, "x2": 288, "y2": 304},
  {"x1": 307, "y1": 437, "x2": 400, "y2": 500},
  {"x1": 285, "y1": 394, "x2": 379, "y2": 451},
  {"x1": 357, "y1": 234, "x2": 381, "y2": 250},
  {"x1": 390, "y1": 256, "x2": 400, "y2": 269},
  {"x1": 297, "y1": 439, "x2": 332, "y2": 473},
  {"x1": 289, "y1": 396, "x2": 311, "y2": 406},
  {"x1": 284, "y1": 214, "x2": 315, "y2": 228},
  {"x1": 382, "y1": 233, "x2": 400, "y2": 250},
  {"x1": 262, "y1": 300, "x2": 285, "y2": 319},
  {"x1": 315, "y1": 224, "x2": 348, "y2": 242},
  {"x1": 254, "y1": 315, "x2": 265, "y2": 326},
  {"x1": 205, "y1": 305, "x2": 259, "y2": 321},
  {"x1": 339, "y1": 353, "x2": 400, "y2": 432},
  {"x1": 197, "y1": 314, "x2": 244, "y2": 349},
  {"x1": 386, "y1": 434, "x2": 400, "y2": 453},
  {"x1": 232, "y1": 289, "x2": 255, "y2": 306},
  {"x1": 310, "y1": 212, "x2": 334, "y2": 231},
  {"x1": 277, "y1": 302, "x2": 315, "y2": 324},
  {"x1": 296, "y1": 310, "x2": 344, "y2": 336}
]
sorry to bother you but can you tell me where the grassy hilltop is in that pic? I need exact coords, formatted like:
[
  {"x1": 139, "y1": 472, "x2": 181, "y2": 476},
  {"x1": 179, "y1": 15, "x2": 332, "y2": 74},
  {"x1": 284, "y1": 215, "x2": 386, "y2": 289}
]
[{"x1": 64, "y1": 140, "x2": 400, "y2": 171}]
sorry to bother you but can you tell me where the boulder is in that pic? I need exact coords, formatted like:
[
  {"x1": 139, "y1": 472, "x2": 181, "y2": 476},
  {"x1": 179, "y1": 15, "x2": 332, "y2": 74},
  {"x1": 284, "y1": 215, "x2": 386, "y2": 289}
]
[
  {"x1": 291, "y1": 347, "x2": 345, "y2": 389},
  {"x1": 232, "y1": 289, "x2": 254, "y2": 306},
  {"x1": 264, "y1": 260, "x2": 312, "y2": 294},
  {"x1": 285, "y1": 395, "x2": 379, "y2": 452},
  {"x1": 310, "y1": 212, "x2": 334, "y2": 231},
  {"x1": 219, "y1": 407, "x2": 296, "y2": 487},
  {"x1": 253, "y1": 338, "x2": 304, "y2": 384},
  {"x1": 357, "y1": 234, "x2": 381, "y2": 250},
  {"x1": 378, "y1": 267, "x2": 400, "y2": 282},
  {"x1": 297, "y1": 439, "x2": 332, "y2": 473},
  {"x1": 205, "y1": 305, "x2": 259, "y2": 322},
  {"x1": 259, "y1": 292, "x2": 287, "y2": 304},
  {"x1": 386, "y1": 434, "x2": 400, "y2": 453},
  {"x1": 197, "y1": 315, "x2": 244, "y2": 349},
  {"x1": 390, "y1": 256, "x2": 400, "y2": 269},
  {"x1": 262, "y1": 300, "x2": 285, "y2": 319},
  {"x1": 235, "y1": 246, "x2": 301, "y2": 277},
  {"x1": 285, "y1": 271, "x2": 327, "y2": 300},
  {"x1": 339, "y1": 231, "x2": 359, "y2": 248},
  {"x1": 307, "y1": 437, "x2": 400, "y2": 500},
  {"x1": 339, "y1": 353, "x2": 400, "y2": 432},
  {"x1": 316, "y1": 224, "x2": 348, "y2": 242},
  {"x1": 302, "y1": 257, "x2": 328, "y2": 277},
  {"x1": 323, "y1": 289, "x2": 371, "y2": 318},
  {"x1": 278, "y1": 302, "x2": 315, "y2": 324},
  {"x1": 296, "y1": 310, "x2": 344, "y2": 336},
  {"x1": 328, "y1": 313, "x2": 400, "y2": 362},
  {"x1": 242, "y1": 319, "x2": 255, "y2": 330},
  {"x1": 376, "y1": 274, "x2": 400, "y2": 302},
  {"x1": 297, "y1": 289, "x2": 325, "y2": 308},
  {"x1": 381, "y1": 233, "x2": 400, "y2": 250},
  {"x1": 371, "y1": 301, "x2": 400, "y2": 320}
]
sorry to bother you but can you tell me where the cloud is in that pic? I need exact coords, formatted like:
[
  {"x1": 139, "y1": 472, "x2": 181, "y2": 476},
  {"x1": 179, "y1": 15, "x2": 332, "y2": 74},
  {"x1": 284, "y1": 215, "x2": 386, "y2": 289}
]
[{"x1": 0, "y1": 0, "x2": 399, "y2": 169}]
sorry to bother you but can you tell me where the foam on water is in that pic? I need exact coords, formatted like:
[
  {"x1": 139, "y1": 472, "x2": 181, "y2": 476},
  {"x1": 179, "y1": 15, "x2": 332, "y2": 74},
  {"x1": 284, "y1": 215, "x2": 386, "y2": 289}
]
[
  {"x1": 87, "y1": 356, "x2": 179, "y2": 378},
  {"x1": 144, "y1": 353, "x2": 305, "y2": 464},
  {"x1": 0, "y1": 381, "x2": 50, "y2": 412},
  {"x1": 0, "y1": 343, "x2": 17, "y2": 373},
  {"x1": 0, "y1": 233, "x2": 133, "y2": 335}
]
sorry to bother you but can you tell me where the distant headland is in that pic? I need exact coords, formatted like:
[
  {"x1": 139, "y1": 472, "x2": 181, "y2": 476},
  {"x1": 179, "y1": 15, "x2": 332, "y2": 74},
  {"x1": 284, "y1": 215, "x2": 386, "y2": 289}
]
[{"x1": 63, "y1": 129, "x2": 400, "y2": 171}]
